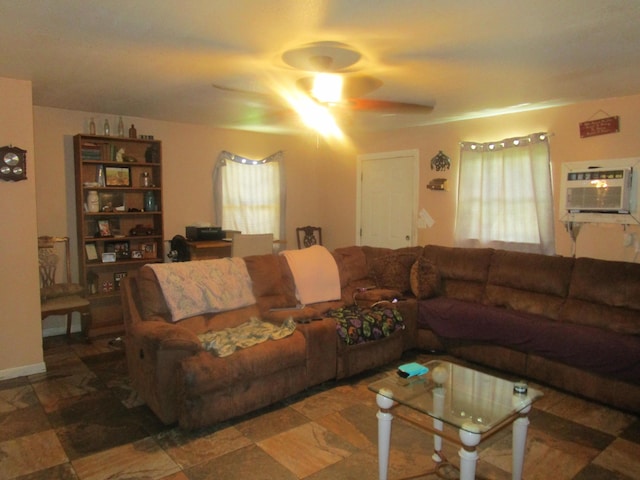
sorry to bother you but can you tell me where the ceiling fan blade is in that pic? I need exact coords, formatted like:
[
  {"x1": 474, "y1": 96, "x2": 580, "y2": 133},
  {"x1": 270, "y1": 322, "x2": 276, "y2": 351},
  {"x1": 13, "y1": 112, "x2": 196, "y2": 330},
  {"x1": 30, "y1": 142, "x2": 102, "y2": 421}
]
[
  {"x1": 342, "y1": 98, "x2": 434, "y2": 114},
  {"x1": 296, "y1": 74, "x2": 383, "y2": 100}
]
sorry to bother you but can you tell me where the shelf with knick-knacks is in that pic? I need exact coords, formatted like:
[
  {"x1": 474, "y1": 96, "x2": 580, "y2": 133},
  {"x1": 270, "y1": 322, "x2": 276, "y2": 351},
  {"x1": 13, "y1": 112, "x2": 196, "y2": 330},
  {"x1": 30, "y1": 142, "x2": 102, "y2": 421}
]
[{"x1": 74, "y1": 133, "x2": 163, "y2": 338}]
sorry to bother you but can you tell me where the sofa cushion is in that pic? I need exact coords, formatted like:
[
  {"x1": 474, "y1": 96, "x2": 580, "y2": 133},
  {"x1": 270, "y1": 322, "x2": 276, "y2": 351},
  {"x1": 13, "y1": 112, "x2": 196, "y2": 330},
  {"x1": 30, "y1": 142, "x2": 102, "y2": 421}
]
[
  {"x1": 243, "y1": 254, "x2": 297, "y2": 310},
  {"x1": 484, "y1": 250, "x2": 574, "y2": 319},
  {"x1": 333, "y1": 246, "x2": 370, "y2": 286},
  {"x1": 419, "y1": 297, "x2": 640, "y2": 383},
  {"x1": 410, "y1": 256, "x2": 441, "y2": 299},
  {"x1": 370, "y1": 248, "x2": 423, "y2": 293},
  {"x1": 180, "y1": 330, "x2": 307, "y2": 396},
  {"x1": 561, "y1": 257, "x2": 640, "y2": 335},
  {"x1": 422, "y1": 245, "x2": 493, "y2": 302}
]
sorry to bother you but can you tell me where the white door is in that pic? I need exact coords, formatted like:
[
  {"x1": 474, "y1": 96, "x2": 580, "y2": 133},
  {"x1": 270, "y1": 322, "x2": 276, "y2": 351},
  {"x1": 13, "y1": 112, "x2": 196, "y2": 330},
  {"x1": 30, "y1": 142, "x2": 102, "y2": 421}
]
[{"x1": 357, "y1": 150, "x2": 418, "y2": 248}]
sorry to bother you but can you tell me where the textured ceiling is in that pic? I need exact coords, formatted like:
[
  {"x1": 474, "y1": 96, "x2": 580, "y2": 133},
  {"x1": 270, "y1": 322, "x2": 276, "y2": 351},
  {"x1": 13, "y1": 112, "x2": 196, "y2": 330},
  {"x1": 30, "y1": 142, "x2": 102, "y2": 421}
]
[{"x1": 2, "y1": 0, "x2": 640, "y2": 134}]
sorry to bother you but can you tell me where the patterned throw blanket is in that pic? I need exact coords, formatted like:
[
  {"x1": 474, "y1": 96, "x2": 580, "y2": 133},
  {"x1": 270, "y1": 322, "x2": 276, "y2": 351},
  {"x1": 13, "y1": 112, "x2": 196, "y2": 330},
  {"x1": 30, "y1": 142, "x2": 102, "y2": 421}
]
[
  {"x1": 148, "y1": 258, "x2": 256, "y2": 322},
  {"x1": 199, "y1": 317, "x2": 297, "y2": 357},
  {"x1": 327, "y1": 304, "x2": 404, "y2": 345}
]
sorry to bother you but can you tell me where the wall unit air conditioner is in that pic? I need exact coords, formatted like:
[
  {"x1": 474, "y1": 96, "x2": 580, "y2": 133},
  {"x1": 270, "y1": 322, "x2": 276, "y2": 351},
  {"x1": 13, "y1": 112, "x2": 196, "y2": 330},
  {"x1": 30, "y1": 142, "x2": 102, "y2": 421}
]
[
  {"x1": 565, "y1": 167, "x2": 633, "y2": 213},
  {"x1": 559, "y1": 158, "x2": 640, "y2": 225}
]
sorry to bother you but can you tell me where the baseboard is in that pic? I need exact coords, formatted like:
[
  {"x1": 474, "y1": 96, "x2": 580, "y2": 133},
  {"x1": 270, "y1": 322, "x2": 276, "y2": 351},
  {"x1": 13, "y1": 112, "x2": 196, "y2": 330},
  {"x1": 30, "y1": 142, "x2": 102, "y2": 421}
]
[{"x1": 0, "y1": 361, "x2": 46, "y2": 381}]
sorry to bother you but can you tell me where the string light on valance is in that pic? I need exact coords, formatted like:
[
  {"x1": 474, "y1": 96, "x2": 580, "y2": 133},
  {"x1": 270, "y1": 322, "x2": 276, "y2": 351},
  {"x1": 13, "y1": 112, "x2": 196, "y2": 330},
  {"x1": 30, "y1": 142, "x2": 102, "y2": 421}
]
[
  {"x1": 217, "y1": 150, "x2": 283, "y2": 166},
  {"x1": 460, "y1": 132, "x2": 552, "y2": 152}
]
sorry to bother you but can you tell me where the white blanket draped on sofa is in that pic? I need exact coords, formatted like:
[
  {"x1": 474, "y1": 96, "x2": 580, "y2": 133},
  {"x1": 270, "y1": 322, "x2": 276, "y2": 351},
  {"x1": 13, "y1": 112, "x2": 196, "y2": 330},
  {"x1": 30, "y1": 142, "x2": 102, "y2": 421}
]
[
  {"x1": 148, "y1": 257, "x2": 256, "y2": 321},
  {"x1": 281, "y1": 245, "x2": 341, "y2": 305}
]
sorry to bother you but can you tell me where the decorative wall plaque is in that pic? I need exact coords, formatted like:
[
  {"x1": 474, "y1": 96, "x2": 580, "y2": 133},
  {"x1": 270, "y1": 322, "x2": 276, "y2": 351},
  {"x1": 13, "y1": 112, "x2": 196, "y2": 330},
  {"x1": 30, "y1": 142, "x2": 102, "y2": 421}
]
[
  {"x1": 430, "y1": 150, "x2": 451, "y2": 171},
  {"x1": 579, "y1": 116, "x2": 619, "y2": 138}
]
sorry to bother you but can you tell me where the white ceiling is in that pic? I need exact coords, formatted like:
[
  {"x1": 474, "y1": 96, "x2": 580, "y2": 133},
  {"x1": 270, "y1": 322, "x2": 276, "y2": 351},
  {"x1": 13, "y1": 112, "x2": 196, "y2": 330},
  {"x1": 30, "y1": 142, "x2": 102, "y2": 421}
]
[{"x1": 2, "y1": 0, "x2": 640, "y2": 134}]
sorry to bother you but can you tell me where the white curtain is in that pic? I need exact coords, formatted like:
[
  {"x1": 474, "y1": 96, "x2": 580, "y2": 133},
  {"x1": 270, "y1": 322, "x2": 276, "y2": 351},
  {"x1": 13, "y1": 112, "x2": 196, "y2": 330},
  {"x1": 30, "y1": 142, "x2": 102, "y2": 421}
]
[
  {"x1": 213, "y1": 151, "x2": 285, "y2": 241},
  {"x1": 455, "y1": 133, "x2": 555, "y2": 255}
]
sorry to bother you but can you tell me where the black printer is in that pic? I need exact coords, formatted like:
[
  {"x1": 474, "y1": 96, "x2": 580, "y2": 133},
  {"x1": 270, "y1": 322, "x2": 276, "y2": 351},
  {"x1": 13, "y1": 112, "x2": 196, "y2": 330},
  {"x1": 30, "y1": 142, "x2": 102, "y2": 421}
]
[{"x1": 185, "y1": 226, "x2": 224, "y2": 241}]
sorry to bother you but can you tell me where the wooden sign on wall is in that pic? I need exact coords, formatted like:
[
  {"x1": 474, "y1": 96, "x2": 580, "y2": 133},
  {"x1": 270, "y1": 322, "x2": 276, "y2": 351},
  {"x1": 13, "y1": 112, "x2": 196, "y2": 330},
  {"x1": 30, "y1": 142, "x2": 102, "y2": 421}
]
[{"x1": 579, "y1": 116, "x2": 620, "y2": 138}]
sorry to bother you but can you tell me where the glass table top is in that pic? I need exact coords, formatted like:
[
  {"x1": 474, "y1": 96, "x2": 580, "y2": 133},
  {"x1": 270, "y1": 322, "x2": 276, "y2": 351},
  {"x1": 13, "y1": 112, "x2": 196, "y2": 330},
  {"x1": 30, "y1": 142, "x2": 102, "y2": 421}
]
[{"x1": 368, "y1": 360, "x2": 543, "y2": 434}]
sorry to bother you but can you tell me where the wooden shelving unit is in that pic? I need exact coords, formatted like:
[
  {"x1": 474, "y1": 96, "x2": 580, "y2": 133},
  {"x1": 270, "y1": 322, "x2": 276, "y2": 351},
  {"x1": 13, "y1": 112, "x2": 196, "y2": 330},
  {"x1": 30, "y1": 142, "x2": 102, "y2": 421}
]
[{"x1": 74, "y1": 134, "x2": 163, "y2": 337}]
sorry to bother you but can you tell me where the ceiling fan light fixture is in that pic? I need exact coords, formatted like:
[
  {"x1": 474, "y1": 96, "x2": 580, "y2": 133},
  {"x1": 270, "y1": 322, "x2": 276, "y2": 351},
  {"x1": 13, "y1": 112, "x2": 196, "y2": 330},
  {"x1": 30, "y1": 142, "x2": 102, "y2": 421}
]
[{"x1": 311, "y1": 73, "x2": 343, "y2": 104}]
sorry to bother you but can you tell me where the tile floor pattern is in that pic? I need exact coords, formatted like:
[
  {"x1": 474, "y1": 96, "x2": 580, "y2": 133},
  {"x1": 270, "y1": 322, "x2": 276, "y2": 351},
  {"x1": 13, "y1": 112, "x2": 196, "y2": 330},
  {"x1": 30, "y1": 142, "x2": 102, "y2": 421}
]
[{"x1": 0, "y1": 335, "x2": 639, "y2": 480}]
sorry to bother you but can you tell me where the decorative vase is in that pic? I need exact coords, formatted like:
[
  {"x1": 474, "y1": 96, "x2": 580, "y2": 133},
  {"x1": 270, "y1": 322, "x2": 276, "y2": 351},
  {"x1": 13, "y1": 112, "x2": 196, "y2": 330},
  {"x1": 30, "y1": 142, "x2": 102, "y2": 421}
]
[{"x1": 87, "y1": 190, "x2": 100, "y2": 213}]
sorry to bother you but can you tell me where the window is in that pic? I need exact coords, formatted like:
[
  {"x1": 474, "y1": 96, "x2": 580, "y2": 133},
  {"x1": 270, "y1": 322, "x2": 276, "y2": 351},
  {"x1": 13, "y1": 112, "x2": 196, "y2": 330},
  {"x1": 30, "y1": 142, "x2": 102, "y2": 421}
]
[
  {"x1": 455, "y1": 133, "x2": 555, "y2": 255},
  {"x1": 213, "y1": 151, "x2": 285, "y2": 240}
]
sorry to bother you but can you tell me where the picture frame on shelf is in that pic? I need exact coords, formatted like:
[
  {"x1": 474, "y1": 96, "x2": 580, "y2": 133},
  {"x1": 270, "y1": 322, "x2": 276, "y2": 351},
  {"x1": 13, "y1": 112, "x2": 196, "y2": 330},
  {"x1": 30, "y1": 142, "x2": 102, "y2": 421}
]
[
  {"x1": 141, "y1": 242, "x2": 156, "y2": 259},
  {"x1": 85, "y1": 242, "x2": 98, "y2": 261},
  {"x1": 105, "y1": 166, "x2": 131, "y2": 186},
  {"x1": 105, "y1": 240, "x2": 130, "y2": 259},
  {"x1": 113, "y1": 271, "x2": 127, "y2": 290},
  {"x1": 97, "y1": 219, "x2": 112, "y2": 237}
]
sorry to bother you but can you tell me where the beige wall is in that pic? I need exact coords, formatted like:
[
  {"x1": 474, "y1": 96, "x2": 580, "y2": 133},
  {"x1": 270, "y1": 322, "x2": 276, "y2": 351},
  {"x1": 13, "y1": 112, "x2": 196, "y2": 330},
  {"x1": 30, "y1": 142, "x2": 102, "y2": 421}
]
[
  {"x1": 0, "y1": 78, "x2": 44, "y2": 378},
  {"x1": 348, "y1": 94, "x2": 640, "y2": 261}
]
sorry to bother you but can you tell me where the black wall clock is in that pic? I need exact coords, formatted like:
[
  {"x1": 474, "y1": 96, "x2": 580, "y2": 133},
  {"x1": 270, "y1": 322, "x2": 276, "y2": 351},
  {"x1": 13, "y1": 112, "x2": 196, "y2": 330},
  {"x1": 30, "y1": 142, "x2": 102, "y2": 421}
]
[{"x1": 0, "y1": 145, "x2": 27, "y2": 181}]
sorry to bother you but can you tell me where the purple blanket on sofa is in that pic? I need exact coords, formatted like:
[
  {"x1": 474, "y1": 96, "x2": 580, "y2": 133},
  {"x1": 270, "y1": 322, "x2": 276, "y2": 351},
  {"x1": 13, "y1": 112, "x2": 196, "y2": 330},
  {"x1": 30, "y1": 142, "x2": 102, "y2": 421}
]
[{"x1": 419, "y1": 297, "x2": 640, "y2": 383}]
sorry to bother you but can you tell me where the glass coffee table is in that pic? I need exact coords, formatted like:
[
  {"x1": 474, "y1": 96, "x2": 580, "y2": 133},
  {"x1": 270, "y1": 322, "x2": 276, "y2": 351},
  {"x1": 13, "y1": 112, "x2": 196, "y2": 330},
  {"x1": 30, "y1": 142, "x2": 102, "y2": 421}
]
[{"x1": 369, "y1": 360, "x2": 543, "y2": 480}]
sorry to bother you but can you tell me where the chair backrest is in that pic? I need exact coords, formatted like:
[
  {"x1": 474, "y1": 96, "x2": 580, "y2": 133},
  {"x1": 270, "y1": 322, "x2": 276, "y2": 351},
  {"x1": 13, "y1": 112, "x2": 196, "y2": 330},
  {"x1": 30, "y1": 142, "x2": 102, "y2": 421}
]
[
  {"x1": 231, "y1": 233, "x2": 274, "y2": 257},
  {"x1": 296, "y1": 226, "x2": 322, "y2": 249},
  {"x1": 38, "y1": 236, "x2": 72, "y2": 287}
]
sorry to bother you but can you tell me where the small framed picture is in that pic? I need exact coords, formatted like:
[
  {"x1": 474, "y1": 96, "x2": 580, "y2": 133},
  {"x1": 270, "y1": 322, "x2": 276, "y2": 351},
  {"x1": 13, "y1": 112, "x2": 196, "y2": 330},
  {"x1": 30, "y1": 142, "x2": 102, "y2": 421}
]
[
  {"x1": 141, "y1": 242, "x2": 156, "y2": 259},
  {"x1": 105, "y1": 166, "x2": 131, "y2": 186},
  {"x1": 113, "y1": 271, "x2": 127, "y2": 290},
  {"x1": 97, "y1": 219, "x2": 112, "y2": 237},
  {"x1": 105, "y1": 240, "x2": 130, "y2": 259},
  {"x1": 131, "y1": 250, "x2": 143, "y2": 259},
  {"x1": 85, "y1": 242, "x2": 98, "y2": 261}
]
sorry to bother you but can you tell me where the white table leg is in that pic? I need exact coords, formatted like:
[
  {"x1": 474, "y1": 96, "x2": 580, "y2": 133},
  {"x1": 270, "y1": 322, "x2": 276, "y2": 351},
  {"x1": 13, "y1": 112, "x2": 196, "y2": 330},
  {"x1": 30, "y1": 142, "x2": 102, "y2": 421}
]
[
  {"x1": 458, "y1": 426, "x2": 481, "y2": 480},
  {"x1": 432, "y1": 387, "x2": 445, "y2": 462},
  {"x1": 511, "y1": 398, "x2": 532, "y2": 480},
  {"x1": 512, "y1": 412, "x2": 531, "y2": 479},
  {"x1": 376, "y1": 390, "x2": 395, "y2": 480}
]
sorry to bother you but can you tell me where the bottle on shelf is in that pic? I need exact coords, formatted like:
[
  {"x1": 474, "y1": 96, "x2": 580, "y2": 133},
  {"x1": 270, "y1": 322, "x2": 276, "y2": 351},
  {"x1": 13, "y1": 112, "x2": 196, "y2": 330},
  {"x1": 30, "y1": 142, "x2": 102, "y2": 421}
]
[
  {"x1": 140, "y1": 171, "x2": 150, "y2": 187},
  {"x1": 96, "y1": 165, "x2": 105, "y2": 186},
  {"x1": 129, "y1": 124, "x2": 137, "y2": 139},
  {"x1": 104, "y1": 119, "x2": 111, "y2": 136},
  {"x1": 89, "y1": 118, "x2": 96, "y2": 135},
  {"x1": 144, "y1": 191, "x2": 157, "y2": 212},
  {"x1": 117, "y1": 116, "x2": 125, "y2": 137}
]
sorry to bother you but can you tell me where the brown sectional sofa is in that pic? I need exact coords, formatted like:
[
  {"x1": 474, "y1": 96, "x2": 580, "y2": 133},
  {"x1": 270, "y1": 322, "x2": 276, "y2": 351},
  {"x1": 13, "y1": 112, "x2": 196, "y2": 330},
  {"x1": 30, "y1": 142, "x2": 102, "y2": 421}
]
[
  {"x1": 121, "y1": 249, "x2": 414, "y2": 429},
  {"x1": 121, "y1": 244, "x2": 640, "y2": 429},
  {"x1": 415, "y1": 245, "x2": 640, "y2": 414}
]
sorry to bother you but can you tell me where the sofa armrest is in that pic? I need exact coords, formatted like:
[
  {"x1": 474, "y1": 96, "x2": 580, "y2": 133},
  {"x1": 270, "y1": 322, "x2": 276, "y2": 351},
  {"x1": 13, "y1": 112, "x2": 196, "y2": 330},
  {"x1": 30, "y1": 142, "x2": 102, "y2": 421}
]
[
  {"x1": 124, "y1": 320, "x2": 202, "y2": 425},
  {"x1": 128, "y1": 319, "x2": 202, "y2": 353}
]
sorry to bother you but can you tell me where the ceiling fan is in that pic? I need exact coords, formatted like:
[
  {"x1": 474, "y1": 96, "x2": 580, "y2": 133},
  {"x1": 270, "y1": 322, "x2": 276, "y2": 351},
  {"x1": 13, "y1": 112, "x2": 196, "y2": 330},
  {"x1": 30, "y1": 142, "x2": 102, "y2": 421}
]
[
  {"x1": 213, "y1": 41, "x2": 434, "y2": 118},
  {"x1": 282, "y1": 41, "x2": 434, "y2": 115}
]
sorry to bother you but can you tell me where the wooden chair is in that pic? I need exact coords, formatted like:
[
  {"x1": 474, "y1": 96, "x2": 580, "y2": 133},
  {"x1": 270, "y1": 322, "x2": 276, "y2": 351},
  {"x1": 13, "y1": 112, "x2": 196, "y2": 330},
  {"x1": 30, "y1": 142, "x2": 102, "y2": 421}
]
[
  {"x1": 38, "y1": 236, "x2": 92, "y2": 340},
  {"x1": 231, "y1": 233, "x2": 274, "y2": 257},
  {"x1": 296, "y1": 226, "x2": 322, "y2": 249}
]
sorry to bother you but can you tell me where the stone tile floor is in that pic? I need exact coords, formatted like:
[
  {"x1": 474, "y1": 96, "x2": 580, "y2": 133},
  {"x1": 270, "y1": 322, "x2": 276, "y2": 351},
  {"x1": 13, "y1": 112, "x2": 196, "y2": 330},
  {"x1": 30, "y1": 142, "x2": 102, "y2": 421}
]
[{"x1": 0, "y1": 334, "x2": 638, "y2": 479}]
